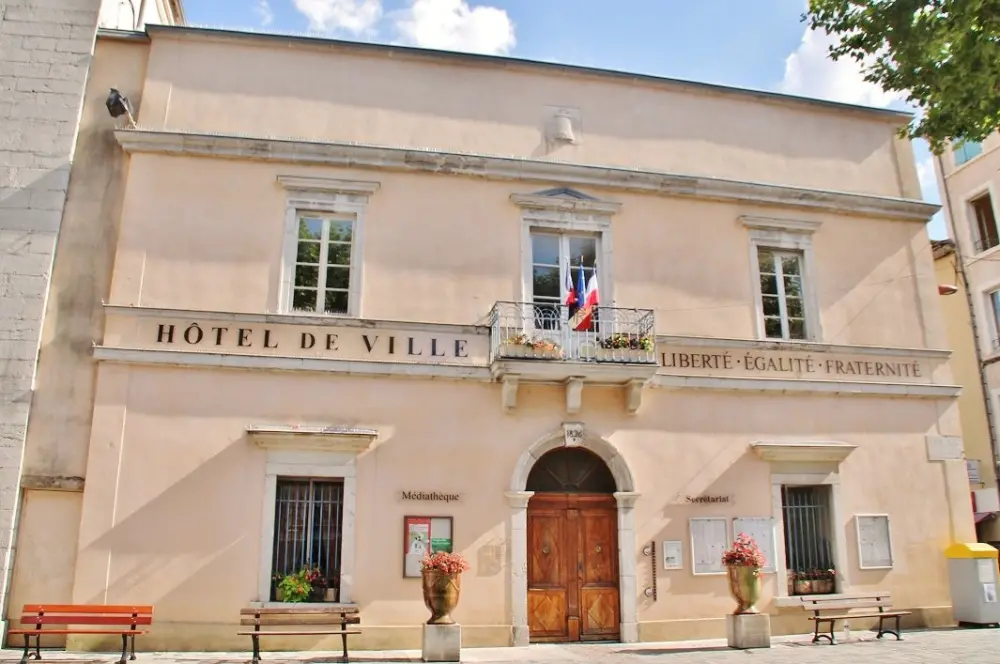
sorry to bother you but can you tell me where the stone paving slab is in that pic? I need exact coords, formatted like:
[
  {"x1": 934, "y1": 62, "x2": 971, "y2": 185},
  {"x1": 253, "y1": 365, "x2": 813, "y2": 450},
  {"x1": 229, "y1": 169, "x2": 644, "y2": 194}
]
[{"x1": 0, "y1": 628, "x2": 998, "y2": 663}]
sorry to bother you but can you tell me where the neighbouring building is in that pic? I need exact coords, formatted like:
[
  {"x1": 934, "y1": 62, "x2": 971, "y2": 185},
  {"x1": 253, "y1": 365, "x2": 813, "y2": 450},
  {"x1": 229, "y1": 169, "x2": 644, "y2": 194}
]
[
  {"x1": 5, "y1": 24, "x2": 974, "y2": 652},
  {"x1": 935, "y1": 133, "x2": 1000, "y2": 540},
  {"x1": 932, "y1": 239, "x2": 1000, "y2": 544},
  {"x1": 0, "y1": 0, "x2": 182, "y2": 633}
]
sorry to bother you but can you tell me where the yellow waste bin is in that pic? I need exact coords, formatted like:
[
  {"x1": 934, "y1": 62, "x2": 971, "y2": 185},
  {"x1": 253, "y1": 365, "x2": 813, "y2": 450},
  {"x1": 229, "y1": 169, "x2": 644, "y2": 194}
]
[{"x1": 945, "y1": 543, "x2": 1000, "y2": 627}]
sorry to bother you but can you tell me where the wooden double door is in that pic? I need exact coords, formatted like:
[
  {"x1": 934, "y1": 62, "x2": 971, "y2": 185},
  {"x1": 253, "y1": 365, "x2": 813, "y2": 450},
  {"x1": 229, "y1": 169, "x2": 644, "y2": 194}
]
[{"x1": 526, "y1": 493, "x2": 620, "y2": 642}]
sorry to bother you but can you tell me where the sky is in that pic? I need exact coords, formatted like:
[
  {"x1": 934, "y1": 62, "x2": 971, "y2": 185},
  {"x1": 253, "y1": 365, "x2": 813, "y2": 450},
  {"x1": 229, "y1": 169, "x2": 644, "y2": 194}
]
[{"x1": 182, "y1": 0, "x2": 946, "y2": 239}]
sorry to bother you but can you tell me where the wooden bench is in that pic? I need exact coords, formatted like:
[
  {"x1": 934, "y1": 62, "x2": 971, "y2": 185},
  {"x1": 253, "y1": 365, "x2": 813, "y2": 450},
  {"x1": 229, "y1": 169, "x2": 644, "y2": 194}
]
[
  {"x1": 238, "y1": 606, "x2": 361, "y2": 663},
  {"x1": 8, "y1": 604, "x2": 153, "y2": 664},
  {"x1": 802, "y1": 593, "x2": 910, "y2": 644}
]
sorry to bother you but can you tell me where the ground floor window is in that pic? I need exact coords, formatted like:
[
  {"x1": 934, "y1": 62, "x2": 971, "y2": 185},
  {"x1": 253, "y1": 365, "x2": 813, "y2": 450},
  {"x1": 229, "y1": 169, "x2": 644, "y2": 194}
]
[
  {"x1": 271, "y1": 478, "x2": 344, "y2": 602},
  {"x1": 781, "y1": 485, "x2": 836, "y2": 595}
]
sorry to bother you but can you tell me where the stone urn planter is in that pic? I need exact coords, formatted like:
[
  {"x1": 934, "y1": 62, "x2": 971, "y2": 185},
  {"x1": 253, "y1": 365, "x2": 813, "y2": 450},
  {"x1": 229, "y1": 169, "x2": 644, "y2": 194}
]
[
  {"x1": 420, "y1": 551, "x2": 470, "y2": 625},
  {"x1": 422, "y1": 570, "x2": 462, "y2": 625},
  {"x1": 722, "y1": 533, "x2": 767, "y2": 615}
]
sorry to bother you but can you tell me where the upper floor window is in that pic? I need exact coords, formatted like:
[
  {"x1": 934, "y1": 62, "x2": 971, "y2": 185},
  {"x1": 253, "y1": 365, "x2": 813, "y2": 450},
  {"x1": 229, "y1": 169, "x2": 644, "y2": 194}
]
[
  {"x1": 970, "y1": 192, "x2": 999, "y2": 253},
  {"x1": 291, "y1": 215, "x2": 354, "y2": 315},
  {"x1": 758, "y1": 248, "x2": 807, "y2": 340},
  {"x1": 954, "y1": 141, "x2": 984, "y2": 167},
  {"x1": 988, "y1": 290, "x2": 1000, "y2": 354},
  {"x1": 530, "y1": 231, "x2": 599, "y2": 329}
]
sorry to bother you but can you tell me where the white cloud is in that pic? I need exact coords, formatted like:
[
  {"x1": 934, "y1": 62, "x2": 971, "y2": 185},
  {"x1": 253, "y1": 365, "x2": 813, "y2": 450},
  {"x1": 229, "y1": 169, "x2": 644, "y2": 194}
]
[
  {"x1": 293, "y1": 0, "x2": 382, "y2": 34},
  {"x1": 778, "y1": 27, "x2": 897, "y2": 107},
  {"x1": 393, "y1": 0, "x2": 516, "y2": 55},
  {"x1": 916, "y1": 156, "x2": 937, "y2": 200},
  {"x1": 255, "y1": 0, "x2": 275, "y2": 27}
]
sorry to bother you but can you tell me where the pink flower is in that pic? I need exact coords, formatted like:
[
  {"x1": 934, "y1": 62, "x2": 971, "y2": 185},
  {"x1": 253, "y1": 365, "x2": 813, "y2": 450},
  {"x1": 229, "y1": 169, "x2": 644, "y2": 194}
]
[
  {"x1": 722, "y1": 533, "x2": 766, "y2": 568},
  {"x1": 421, "y1": 551, "x2": 470, "y2": 575}
]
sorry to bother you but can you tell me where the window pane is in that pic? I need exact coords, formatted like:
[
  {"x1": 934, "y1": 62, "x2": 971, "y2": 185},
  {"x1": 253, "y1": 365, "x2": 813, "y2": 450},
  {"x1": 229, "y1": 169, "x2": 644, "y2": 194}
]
[
  {"x1": 568, "y1": 236, "x2": 598, "y2": 268},
  {"x1": 293, "y1": 289, "x2": 317, "y2": 311},
  {"x1": 758, "y1": 250, "x2": 775, "y2": 274},
  {"x1": 783, "y1": 276, "x2": 802, "y2": 297},
  {"x1": 271, "y1": 479, "x2": 345, "y2": 602},
  {"x1": 295, "y1": 265, "x2": 319, "y2": 288},
  {"x1": 762, "y1": 295, "x2": 781, "y2": 317},
  {"x1": 327, "y1": 243, "x2": 352, "y2": 267},
  {"x1": 298, "y1": 218, "x2": 323, "y2": 241},
  {"x1": 297, "y1": 241, "x2": 321, "y2": 264},
  {"x1": 324, "y1": 290, "x2": 349, "y2": 314},
  {"x1": 786, "y1": 297, "x2": 803, "y2": 319},
  {"x1": 760, "y1": 274, "x2": 778, "y2": 295},
  {"x1": 788, "y1": 319, "x2": 806, "y2": 340},
  {"x1": 533, "y1": 266, "x2": 560, "y2": 298},
  {"x1": 531, "y1": 234, "x2": 560, "y2": 266},
  {"x1": 764, "y1": 317, "x2": 783, "y2": 338},
  {"x1": 326, "y1": 266, "x2": 350, "y2": 290},
  {"x1": 781, "y1": 255, "x2": 801, "y2": 276},
  {"x1": 992, "y1": 291, "x2": 1000, "y2": 329},
  {"x1": 972, "y1": 194, "x2": 999, "y2": 251},
  {"x1": 329, "y1": 220, "x2": 353, "y2": 243}
]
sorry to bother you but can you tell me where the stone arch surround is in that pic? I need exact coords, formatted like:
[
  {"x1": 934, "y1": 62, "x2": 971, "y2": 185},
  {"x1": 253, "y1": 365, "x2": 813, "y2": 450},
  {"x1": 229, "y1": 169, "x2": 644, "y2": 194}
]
[{"x1": 505, "y1": 424, "x2": 639, "y2": 646}]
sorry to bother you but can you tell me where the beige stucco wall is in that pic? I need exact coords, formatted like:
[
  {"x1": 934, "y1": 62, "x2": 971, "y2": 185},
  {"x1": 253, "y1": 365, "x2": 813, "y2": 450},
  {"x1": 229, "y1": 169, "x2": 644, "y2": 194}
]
[
  {"x1": 67, "y1": 362, "x2": 961, "y2": 649},
  {"x1": 934, "y1": 248, "x2": 999, "y2": 540},
  {"x1": 108, "y1": 155, "x2": 939, "y2": 350},
  {"x1": 5, "y1": 35, "x2": 151, "y2": 640},
  {"x1": 130, "y1": 29, "x2": 919, "y2": 201}
]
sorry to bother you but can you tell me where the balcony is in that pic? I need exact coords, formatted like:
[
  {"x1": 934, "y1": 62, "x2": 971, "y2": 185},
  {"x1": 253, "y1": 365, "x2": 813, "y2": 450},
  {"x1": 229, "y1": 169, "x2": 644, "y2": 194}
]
[{"x1": 488, "y1": 301, "x2": 658, "y2": 414}]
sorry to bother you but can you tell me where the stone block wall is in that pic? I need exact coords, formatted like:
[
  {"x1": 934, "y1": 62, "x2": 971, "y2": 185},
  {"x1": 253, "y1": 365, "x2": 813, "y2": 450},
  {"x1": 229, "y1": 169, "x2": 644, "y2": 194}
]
[{"x1": 0, "y1": 0, "x2": 101, "y2": 620}]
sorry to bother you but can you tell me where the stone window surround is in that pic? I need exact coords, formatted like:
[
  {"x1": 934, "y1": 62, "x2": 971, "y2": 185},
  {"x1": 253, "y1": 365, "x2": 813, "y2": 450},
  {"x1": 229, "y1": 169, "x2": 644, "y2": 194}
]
[
  {"x1": 742, "y1": 216, "x2": 823, "y2": 343},
  {"x1": 975, "y1": 277, "x2": 1000, "y2": 359},
  {"x1": 513, "y1": 191, "x2": 620, "y2": 312},
  {"x1": 962, "y1": 181, "x2": 1000, "y2": 257},
  {"x1": 254, "y1": 447, "x2": 361, "y2": 607},
  {"x1": 505, "y1": 423, "x2": 639, "y2": 646},
  {"x1": 276, "y1": 176, "x2": 380, "y2": 319}
]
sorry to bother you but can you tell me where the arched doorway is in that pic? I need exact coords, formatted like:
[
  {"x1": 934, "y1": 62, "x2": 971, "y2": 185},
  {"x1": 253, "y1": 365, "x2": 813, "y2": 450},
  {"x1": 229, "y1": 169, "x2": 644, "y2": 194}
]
[{"x1": 525, "y1": 447, "x2": 620, "y2": 642}]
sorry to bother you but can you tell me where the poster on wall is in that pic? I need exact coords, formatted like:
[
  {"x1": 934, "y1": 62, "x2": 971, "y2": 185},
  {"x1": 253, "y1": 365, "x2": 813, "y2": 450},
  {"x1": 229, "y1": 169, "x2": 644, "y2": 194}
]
[
  {"x1": 690, "y1": 517, "x2": 728, "y2": 575},
  {"x1": 856, "y1": 514, "x2": 894, "y2": 569},
  {"x1": 404, "y1": 516, "x2": 454, "y2": 577},
  {"x1": 732, "y1": 517, "x2": 776, "y2": 573}
]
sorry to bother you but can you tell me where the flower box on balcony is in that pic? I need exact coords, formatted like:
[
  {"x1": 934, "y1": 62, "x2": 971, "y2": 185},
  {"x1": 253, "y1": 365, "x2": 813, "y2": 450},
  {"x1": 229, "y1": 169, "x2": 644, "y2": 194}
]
[
  {"x1": 497, "y1": 335, "x2": 565, "y2": 360},
  {"x1": 594, "y1": 348, "x2": 656, "y2": 364}
]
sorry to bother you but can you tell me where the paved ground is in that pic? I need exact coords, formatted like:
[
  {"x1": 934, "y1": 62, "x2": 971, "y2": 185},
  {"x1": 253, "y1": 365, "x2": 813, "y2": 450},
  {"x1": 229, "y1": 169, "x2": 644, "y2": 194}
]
[{"x1": 1, "y1": 628, "x2": 997, "y2": 664}]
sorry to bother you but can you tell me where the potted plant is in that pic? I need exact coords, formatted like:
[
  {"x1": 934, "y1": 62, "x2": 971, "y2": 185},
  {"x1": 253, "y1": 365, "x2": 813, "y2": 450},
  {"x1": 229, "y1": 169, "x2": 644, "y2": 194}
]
[
  {"x1": 275, "y1": 568, "x2": 313, "y2": 603},
  {"x1": 420, "y1": 551, "x2": 470, "y2": 625},
  {"x1": 498, "y1": 334, "x2": 564, "y2": 360},
  {"x1": 305, "y1": 567, "x2": 328, "y2": 602},
  {"x1": 792, "y1": 568, "x2": 836, "y2": 595},
  {"x1": 597, "y1": 334, "x2": 655, "y2": 361},
  {"x1": 721, "y1": 533, "x2": 766, "y2": 614}
]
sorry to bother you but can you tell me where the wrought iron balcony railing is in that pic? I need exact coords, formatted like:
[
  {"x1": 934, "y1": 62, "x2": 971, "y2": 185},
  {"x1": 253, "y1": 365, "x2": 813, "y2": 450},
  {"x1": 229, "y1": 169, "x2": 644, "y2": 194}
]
[{"x1": 489, "y1": 301, "x2": 656, "y2": 365}]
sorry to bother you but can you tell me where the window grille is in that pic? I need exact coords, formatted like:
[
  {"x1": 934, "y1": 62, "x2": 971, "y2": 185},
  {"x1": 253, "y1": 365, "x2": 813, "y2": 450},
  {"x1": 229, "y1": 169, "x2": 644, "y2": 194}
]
[{"x1": 271, "y1": 478, "x2": 344, "y2": 601}]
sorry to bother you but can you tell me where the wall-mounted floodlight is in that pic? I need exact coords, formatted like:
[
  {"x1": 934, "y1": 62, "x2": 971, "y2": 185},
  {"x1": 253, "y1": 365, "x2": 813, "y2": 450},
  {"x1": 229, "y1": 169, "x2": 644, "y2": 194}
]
[
  {"x1": 938, "y1": 284, "x2": 959, "y2": 296},
  {"x1": 106, "y1": 88, "x2": 135, "y2": 127}
]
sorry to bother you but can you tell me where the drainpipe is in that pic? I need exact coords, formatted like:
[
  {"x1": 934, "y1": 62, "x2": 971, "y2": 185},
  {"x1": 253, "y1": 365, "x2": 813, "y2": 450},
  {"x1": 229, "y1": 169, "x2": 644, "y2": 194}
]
[{"x1": 936, "y1": 153, "x2": 1000, "y2": 506}]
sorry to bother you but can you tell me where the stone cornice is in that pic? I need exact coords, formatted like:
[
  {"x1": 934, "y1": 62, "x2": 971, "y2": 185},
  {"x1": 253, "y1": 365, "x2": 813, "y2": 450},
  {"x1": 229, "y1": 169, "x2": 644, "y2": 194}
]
[{"x1": 114, "y1": 129, "x2": 940, "y2": 222}]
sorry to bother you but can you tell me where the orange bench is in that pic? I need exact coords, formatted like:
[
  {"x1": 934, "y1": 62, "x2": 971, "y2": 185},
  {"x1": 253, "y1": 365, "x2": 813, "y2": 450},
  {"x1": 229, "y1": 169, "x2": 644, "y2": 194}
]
[{"x1": 8, "y1": 604, "x2": 153, "y2": 664}]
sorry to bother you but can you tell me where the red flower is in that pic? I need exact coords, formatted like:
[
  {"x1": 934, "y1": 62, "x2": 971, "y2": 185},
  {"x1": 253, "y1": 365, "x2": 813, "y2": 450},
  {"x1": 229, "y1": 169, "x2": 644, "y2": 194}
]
[
  {"x1": 421, "y1": 551, "x2": 470, "y2": 575},
  {"x1": 722, "y1": 533, "x2": 766, "y2": 568}
]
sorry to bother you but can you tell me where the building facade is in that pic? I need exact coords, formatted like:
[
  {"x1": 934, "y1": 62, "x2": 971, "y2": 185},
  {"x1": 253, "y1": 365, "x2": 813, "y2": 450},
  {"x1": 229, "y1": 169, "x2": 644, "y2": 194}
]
[
  {"x1": 935, "y1": 133, "x2": 1000, "y2": 539},
  {"x1": 0, "y1": 0, "x2": 181, "y2": 631},
  {"x1": 6, "y1": 25, "x2": 973, "y2": 651},
  {"x1": 932, "y1": 240, "x2": 1000, "y2": 543}
]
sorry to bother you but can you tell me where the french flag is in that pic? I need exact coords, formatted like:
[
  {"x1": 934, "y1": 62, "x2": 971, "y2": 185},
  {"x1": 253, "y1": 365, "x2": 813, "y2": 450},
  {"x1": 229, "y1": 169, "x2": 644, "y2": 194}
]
[
  {"x1": 572, "y1": 265, "x2": 599, "y2": 331},
  {"x1": 564, "y1": 260, "x2": 578, "y2": 315}
]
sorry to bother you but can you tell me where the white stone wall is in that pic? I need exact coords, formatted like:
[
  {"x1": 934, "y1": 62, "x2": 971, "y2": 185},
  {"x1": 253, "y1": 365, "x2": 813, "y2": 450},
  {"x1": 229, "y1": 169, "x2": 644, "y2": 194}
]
[{"x1": 0, "y1": 0, "x2": 100, "y2": 620}]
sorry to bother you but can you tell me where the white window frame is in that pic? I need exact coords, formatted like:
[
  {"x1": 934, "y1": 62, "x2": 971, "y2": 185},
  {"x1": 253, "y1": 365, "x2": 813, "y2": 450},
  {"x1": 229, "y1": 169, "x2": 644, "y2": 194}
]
[
  {"x1": 257, "y1": 449, "x2": 358, "y2": 606},
  {"x1": 972, "y1": 272, "x2": 1000, "y2": 358},
  {"x1": 771, "y1": 470, "x2": 850, "y2": 603},
  {"x1": 742, "y1": 216, "x2": 822, "y2": 342},
  {"x1": 528, "y1": 231, "x2": 602, "y2": 306},
  {"x1": 965, "y1": 182, "x2": 1000, "y2": 256},
  {"x1": 277, "y1": 176, "x2": 379, "y2": 318},
  {"x1": 511, "y1": 191, "x2": 620, "y2": 311},
  {"x1": 854, "y1": 513, "x2": 894, "y2": 570}
]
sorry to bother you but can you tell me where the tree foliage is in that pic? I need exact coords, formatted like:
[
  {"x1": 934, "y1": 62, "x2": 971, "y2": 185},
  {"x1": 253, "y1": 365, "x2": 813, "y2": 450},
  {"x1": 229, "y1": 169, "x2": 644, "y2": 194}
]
[{"x1": 805, "y1": 0, "x2": 1000, "y2": 153}]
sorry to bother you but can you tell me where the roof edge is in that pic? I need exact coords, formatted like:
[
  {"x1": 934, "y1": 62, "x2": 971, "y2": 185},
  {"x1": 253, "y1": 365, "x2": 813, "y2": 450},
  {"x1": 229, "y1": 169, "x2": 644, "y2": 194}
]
[{"x1": 142, "y1": 24, "x2": 913, "y2": 124}]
